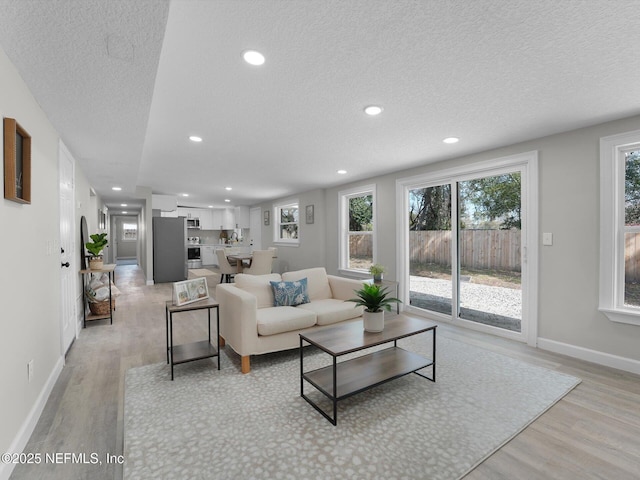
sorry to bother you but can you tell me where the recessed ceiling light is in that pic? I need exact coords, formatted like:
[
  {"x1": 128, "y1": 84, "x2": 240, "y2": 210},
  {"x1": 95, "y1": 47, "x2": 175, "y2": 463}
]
[
  {"x1": 181, "y1": 193, "x2": 189, "y2": 197},
  {"x1": 243, "y1": 50, "x2": 265, "y2": 66},
  {"x1": 112, "y1": 186, "x2": 122, "y2": 191},
  {"x1": 443, "y1": 137, "x2": 459, "y2": 144},
  {"x1": 337, "y1": 170, "x2": 347, "y2": 175},
  {"x1": 225, "y1": 186, "x2": 233, "y2": 191},
  {"x1": 122, "y1": 211, "x2": 127, "y2": 214},
  {"x1": 121, "y1": 203, "x2": 128, "y2": 207},
  {"x1": 189, "y1": 136, "x2": 203, "y2": 142},
  {"x1": 208, "y1": 205, "x2": 213, "y2": 208},
  {"x1": 364, "y1": 105, "x2": 383, "y2": 116},
  {"x1": 224, "y1": 199, "x2": 231, "y2": 203}
]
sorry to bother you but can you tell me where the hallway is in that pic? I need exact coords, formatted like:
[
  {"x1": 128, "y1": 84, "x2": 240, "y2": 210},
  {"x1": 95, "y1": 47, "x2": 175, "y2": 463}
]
[{"x1": 10, "y1": 265, "x2": 213, "y2": 480}]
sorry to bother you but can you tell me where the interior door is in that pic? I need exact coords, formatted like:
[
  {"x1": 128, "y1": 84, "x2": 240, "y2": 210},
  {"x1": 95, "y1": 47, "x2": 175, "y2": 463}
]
[
  {"x1": 250, "y1": 207, "x2": 262, "y2": 249},
  {"x1": 59, "y1": 142, "x2": 76, "y2": 354}
]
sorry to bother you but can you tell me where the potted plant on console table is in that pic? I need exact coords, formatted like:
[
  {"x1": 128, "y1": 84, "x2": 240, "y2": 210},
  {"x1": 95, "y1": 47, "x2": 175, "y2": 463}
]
[
  {"x1": 346, "y1": 283, "x2": 401, "y2": 333},
  {"x1": 85, "y1": 233, "x2": 108, "y2": 270}
]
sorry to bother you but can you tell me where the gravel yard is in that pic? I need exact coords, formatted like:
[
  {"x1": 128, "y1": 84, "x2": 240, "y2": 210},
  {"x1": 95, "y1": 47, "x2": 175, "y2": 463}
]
[{"x1": 410, "y1": 276, "x2": 522, "y2": 320}]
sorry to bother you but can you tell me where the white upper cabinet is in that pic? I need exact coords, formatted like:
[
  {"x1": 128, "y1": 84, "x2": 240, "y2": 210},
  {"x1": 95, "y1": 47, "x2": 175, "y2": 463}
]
[
  {"x1": 234, "y1": 206, "x2": 250, "y2": 228},
  {"x1": 199, "y1": 209, "x2": 214, "y2": 230}
]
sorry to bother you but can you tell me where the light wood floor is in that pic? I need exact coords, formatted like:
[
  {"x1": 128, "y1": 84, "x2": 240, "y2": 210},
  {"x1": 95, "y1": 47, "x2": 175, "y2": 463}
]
[{"x1": 9, "y1": 265, "x2": 640, "y2": 479}]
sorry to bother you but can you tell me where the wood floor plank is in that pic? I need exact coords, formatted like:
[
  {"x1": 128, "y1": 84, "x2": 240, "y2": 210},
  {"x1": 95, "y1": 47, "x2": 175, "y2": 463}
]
[{"x1": 9, "y1": 264, "x2": 640, "y2": 480}]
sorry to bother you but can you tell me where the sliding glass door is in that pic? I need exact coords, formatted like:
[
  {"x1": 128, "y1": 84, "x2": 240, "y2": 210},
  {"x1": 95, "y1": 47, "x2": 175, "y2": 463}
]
[
  {"x1": 409, "y1": 184, "x2": 453, "y2": 315},
  {"x1": 457, "y1": 173, "x2": 522, "y2": 332},
  {"x1": 401, "y1": 153, "x2": 536, "y2": 342}
]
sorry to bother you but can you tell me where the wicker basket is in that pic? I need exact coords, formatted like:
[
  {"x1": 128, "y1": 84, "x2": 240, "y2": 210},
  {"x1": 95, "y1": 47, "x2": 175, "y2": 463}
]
[{"x1": 89, "y1": 298, "x2": 115, "y2": 316}]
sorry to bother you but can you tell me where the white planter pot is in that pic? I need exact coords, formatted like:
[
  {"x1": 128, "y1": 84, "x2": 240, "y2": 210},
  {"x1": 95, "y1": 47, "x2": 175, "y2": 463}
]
[{"x1": 363, "y1": 310, "x2": 384, "y2": 333}]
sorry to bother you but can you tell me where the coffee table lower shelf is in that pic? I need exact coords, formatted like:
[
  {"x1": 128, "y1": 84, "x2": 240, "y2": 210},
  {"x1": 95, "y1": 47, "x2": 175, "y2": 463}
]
[{"x1": 303, "y1": 347, "x2": 432, "y2": 400}]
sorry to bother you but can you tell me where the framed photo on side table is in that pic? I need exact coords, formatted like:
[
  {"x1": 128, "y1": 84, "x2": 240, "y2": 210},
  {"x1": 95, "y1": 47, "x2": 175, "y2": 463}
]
[{"x1": 173, "y1": 278, "x2": 209, "y2": 306}]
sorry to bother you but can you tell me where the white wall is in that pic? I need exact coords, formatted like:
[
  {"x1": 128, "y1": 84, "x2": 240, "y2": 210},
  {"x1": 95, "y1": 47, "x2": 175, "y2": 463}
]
[
  {"x1": 321, "y1": 114, "x2": 640, "y2": 366},
  {"x1": 0, "y1": 46, "x2": 64, "y2": 470}
]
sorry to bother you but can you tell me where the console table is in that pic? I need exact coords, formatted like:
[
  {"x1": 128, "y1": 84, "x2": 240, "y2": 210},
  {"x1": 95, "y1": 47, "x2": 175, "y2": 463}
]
[
  {"x1": 165, "y1": 297, "x2": 220, "y2": 380},
  {"x1": 79, "y1": 264, "x2": 116, "y2": 327}
]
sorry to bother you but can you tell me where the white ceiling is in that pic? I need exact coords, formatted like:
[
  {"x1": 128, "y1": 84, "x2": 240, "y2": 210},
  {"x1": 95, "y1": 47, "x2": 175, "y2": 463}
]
[{"x1": 1, "y1": 0, "x2": 639, "y2": 213}]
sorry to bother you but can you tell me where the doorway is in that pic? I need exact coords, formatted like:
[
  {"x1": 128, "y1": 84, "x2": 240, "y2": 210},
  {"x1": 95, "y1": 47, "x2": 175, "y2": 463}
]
[
  {"x1": 398, "y1": 152, "x2": 538, "y2": 345},
  {"x1": 113, "y1": 215, "x2": 139, "y2": 265},
  {"x1": 59, "y1": 141, "x2": 76, "y2": 354}
]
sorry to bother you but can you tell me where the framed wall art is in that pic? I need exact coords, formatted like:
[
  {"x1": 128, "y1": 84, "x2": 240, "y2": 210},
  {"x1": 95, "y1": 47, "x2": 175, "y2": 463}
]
[
  {"x1": 264, "y1": 210, "x2": 270, "y2": 226},
  {"x1": 305, "y1": 204, "x2": 314, "y2": 224},
  {"x1": 3, "y1": 117, "x2": 31, "y2": 204}
]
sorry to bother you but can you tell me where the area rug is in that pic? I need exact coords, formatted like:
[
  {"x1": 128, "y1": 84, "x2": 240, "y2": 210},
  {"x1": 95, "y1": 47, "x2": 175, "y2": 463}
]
[
  {"x1": 124, "y1": 334, "x2": 580, "y2": 480},
  {"x1": 189, "y1": 268, "x2": 218, "y2": 277}
]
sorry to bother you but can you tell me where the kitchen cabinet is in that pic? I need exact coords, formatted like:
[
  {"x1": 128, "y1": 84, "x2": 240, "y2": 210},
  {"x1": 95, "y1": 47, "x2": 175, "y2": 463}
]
[
  {"x1": 212, "y1": 208, "x2": 235, "y2": 230},
  {"x1": 201, "y1": 245, "x2": 216, "y2": 266},
  {"x1": 234, "y1": 206, "x2": 250, "y2": 228},
  {"x1": 177, "y1": 207, "x2": 214, "y2": 230},
  {"x1": 199, "y1": 209, "x2": 214, "y2": 230}
]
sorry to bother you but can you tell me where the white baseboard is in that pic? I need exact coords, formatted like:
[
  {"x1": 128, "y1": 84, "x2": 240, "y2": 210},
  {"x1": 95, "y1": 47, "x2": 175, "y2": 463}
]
[
  {"x1": 0, "y1": 356, "x2": 64, "y2": 480},
  {"x1": 538, "y1": 337, "x2": 640, "y2": 376}
]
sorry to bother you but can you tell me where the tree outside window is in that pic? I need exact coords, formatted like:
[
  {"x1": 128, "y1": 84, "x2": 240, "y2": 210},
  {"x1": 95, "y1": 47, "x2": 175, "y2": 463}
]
[
  {"x1": 339, "y1": 185, "x2": 376, "y2": 272},
  {"x1": 275, "y1": 202, "x2": 299, "y2": 243}
]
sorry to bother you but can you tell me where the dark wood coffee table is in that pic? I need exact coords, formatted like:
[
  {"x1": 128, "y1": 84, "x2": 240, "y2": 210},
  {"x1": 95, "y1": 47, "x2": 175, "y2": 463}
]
[{"x1": 299, "y1": 314, "x2": 437, "y2": 425}]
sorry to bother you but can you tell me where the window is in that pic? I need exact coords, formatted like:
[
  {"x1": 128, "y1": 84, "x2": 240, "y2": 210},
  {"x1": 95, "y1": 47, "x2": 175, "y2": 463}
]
[
  {"x1": 274, "y1": 201, "x2": 299, "y2": 244},
  {"x1": 339, "y1": 185, "x2": 376, "y2": 272},
  {"x1": 122, "y1": 223, "x2": 137, "y2": 241},
  {"x1": 600, "y1": 130, "x2": 640, "y2": 325}
]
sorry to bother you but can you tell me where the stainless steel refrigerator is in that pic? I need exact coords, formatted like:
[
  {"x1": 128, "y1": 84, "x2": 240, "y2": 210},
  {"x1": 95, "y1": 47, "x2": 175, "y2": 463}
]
[{"x1": 153, "y1": 217, "x2": 187, "y2": 283}]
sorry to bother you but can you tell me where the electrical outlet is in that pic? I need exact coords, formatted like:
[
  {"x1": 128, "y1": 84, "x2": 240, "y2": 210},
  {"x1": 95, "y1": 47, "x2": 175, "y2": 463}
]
[{"x1": 27, "y1": 360, "x2": 34, "y2": 383}]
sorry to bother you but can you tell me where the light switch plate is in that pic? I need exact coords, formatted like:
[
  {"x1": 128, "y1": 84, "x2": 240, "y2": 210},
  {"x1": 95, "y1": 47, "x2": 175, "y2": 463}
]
[{"x1": 543, "y1": 232, "x2": 553, "y2": 246}]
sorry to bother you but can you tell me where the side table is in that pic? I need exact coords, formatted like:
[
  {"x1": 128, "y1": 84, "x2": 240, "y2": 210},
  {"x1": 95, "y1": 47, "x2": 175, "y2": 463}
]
[
  {"x1": 80, "y1": 264, "x2": 116, "y2": 327},
  {"x1": 165, "y1": 297, "x2": 220, "y2": 380}
]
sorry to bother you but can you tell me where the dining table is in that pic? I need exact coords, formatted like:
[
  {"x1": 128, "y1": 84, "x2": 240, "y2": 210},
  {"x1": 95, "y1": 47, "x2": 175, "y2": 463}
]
[{"x1": 226, "y1": 253, "x2": 253, "y2": 273}]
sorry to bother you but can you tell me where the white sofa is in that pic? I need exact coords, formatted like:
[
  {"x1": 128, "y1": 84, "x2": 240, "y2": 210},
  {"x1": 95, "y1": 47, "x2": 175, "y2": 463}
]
[{"x1": 216, "y1": 267, "x2": 365, "y2": 373}]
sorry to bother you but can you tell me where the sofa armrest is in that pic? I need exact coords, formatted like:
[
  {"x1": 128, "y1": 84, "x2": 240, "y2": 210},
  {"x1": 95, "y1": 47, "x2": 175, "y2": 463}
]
[
  {"x1": 327, "y1": 275, "x2": 367, "y2": 301},
  {"x1": 215, "y1": 283, "x2": 259, "y2": 356}
]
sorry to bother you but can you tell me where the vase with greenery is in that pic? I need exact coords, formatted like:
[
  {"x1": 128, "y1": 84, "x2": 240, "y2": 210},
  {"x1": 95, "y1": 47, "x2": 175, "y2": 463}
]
[
  {"x1": 85, "y1": 233, "x2": 108, "y2": 269},
  {"x1": 346, "y1": 282, "x2": 401, "y2": 332},
  {"x1": 369, "y1": 263, "x2": 385, "y2": 283}
]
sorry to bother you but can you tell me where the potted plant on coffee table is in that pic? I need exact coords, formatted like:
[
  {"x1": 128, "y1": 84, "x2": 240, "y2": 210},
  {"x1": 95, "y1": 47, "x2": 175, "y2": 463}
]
[
  {"x1": 85, "y1": 233, "x2": 108, "y2": 270},
  {"x1": 346, "y1": 283, "x2": 401, "y2": 332}
]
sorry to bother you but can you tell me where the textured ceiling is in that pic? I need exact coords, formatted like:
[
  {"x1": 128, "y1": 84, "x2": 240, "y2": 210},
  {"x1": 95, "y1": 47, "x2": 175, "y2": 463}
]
[{"x1": 1, "y1": 0, "x2": 640, "y2": 212}]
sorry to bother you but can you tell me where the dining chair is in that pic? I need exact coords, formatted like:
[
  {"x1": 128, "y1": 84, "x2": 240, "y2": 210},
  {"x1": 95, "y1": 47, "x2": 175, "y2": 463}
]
[
  {"x1": 242, "y1": 250, "x2": 274, "y2": 275},
  {"x1": 216, "y1": 249, "x2": 236, "y2": 283}
]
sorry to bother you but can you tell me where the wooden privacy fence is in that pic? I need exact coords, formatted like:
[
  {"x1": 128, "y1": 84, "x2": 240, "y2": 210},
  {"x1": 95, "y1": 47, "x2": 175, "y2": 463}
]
[{"x1": 350, "y1": 230, "x2": 522, "y2": 272}]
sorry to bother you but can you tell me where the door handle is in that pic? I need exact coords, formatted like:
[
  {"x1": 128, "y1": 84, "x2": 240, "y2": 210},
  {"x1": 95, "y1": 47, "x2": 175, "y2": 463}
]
[{"x1": 61, "y1": 262, "x2": 70, "y2": 268}]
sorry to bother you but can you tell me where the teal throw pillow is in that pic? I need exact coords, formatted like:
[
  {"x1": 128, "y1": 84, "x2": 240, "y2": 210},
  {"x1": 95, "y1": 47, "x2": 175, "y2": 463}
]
[{"x1": 270, "y1": 278, "x2": 310, "y2": 306}]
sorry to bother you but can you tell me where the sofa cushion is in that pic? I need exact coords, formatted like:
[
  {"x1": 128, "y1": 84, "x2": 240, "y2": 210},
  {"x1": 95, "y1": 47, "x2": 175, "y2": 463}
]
[
  {"x1": 235, "y1": 273, "x2": 282, "y2": 309},
  {"x1": 282, "y1": 268, "x2": 332, "y2": 301},
  {"x1": 270, "y1": 278, "x2": 310, "y2": 306},
  {"x1": 297, "y1": 299, "x2": 364, "y2": 326},
  {"x1": 256, "y1": 307, "x2": 317, "y2": 336}
]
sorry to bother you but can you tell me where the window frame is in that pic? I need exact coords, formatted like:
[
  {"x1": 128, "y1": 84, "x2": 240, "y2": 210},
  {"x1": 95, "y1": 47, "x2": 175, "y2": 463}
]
[
  {"x1": 599, "y1": 129, "x2": 640, "y2": 326},
  {"x1": 338, "y1": 184, "x2": 377, "y2": 275},
  {"x1": 273, "y1": 199, "x2": 300, "y2": 245}
]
